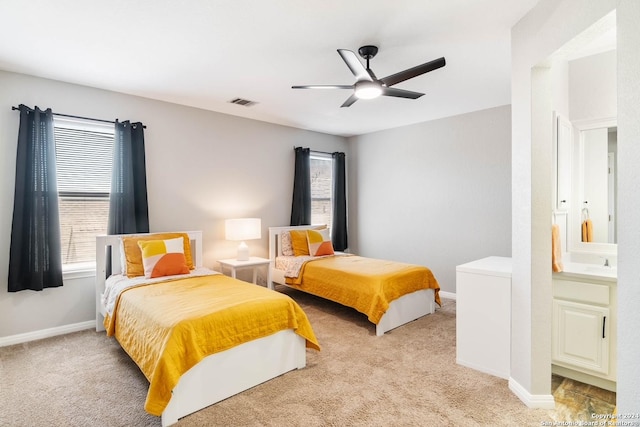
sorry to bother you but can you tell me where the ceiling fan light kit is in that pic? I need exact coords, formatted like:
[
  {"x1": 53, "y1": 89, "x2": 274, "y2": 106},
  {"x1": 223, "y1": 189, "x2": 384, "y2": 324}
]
[
  {"x1": 292, "y1": 45, "x2": 445, "y2": 107},
  {"x1": 354, "y1": 81, "x2": 382, "y2": 99}
]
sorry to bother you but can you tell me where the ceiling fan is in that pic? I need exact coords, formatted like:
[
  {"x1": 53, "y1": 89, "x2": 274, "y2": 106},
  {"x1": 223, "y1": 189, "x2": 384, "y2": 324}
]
[{"x1": 292, "y1": 45, "x2": 446, "y2": 108}]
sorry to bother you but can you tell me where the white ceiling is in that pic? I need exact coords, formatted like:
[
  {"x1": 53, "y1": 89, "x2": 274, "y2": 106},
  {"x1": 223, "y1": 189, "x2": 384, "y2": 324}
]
[{"x1": 0, "y1": 0, "x2": 542, "y2": 137}]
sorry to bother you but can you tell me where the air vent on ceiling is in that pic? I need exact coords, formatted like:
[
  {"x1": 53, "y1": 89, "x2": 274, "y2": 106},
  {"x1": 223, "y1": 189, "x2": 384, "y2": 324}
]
[{"x1": 228, "y1": 98, "x2": 258, "y2": 107}]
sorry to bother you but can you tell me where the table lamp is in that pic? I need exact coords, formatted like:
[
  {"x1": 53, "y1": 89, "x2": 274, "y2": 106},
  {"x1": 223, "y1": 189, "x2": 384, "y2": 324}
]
[{"x1": 225, "y1": 218, "x2": 261, "y2": 261}]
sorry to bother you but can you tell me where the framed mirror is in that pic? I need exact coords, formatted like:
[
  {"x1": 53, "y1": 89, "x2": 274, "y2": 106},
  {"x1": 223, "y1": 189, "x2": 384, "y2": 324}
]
[{"x1": 569, "y1": 117, "x2": 617, "y2": 255}]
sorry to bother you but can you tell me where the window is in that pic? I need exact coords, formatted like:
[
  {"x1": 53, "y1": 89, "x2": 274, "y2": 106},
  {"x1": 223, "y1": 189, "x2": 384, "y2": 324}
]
[
  {"x1": 53, "y1": 117, "x2": 114, "y2": 269},
  {"x1": 310, "y1": 152, "x2": 333, "y2": 229}
]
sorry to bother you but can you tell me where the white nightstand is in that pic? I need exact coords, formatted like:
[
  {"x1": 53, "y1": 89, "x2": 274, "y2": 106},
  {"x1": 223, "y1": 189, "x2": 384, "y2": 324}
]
[{"x1": 217, "y1": 257, "x2": 272, "y2": 288}]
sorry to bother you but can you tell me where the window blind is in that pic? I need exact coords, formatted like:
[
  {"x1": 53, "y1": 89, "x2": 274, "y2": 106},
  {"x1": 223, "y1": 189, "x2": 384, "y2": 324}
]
[
  {"x1": 53, "y1": 119, "x2": 114, "y2": 265},
  {"x1": 54, "y1": 127, "x2": 113, "y2": 194}
]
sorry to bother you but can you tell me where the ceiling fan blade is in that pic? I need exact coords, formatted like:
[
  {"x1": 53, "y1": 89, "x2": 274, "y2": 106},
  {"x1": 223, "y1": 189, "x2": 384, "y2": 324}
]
[
  {"x1": 292, "y1": 85, "x2": 353, "y2": 89},
  {"x1": 380, "y1": 57, "x2": 446, "y2": 87},
  {"x1": 382, "y1": 87, "x2": 425, "y2": 99},
  {"x1": 340, "y1": 94, "x2": 359, "y2": 108},
  {"x1": 337, "y1": 49, "x2": 372, "y2": 82}
]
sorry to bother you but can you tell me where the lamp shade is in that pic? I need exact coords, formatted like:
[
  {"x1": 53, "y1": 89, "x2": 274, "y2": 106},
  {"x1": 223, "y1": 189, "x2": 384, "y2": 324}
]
[{"x1": 225, "y1": 218, "x2": 261, "y2": 241}]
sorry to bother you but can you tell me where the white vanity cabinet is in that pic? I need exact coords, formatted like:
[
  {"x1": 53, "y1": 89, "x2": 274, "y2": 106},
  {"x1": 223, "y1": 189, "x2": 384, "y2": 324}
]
[{"x1": 552, "y1": 274, "x2": 617, "y2": 391}]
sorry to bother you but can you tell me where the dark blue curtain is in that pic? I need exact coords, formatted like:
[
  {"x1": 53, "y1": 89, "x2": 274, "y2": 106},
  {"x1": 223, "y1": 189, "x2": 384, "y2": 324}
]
[
  {"x1": 8, "y1": 105, "x2": 63, "y2": 292},
  {"x1": 107, "y1": 120, "x2": 149, "y2": 235},
  {"x1": 331, "y1": 151, "x2": 348, "y2": 251},
  {"x1": 290, "y1": 147, "x2": 311, "y2": 226}
]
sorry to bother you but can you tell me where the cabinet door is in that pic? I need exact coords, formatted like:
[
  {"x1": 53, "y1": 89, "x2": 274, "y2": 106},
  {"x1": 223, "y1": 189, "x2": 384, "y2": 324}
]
[
  {"x1": 456, "y1": 271, "x2": 511, "y2": 379},
  {"x1": 552, "y1": 299, "x2": 610, "y2": 375}
]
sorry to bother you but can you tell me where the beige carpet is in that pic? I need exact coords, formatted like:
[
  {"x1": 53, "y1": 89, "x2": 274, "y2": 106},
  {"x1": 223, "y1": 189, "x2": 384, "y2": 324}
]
[{"x1": 1, "y1": 286, "x2": 561, "y2": 426}]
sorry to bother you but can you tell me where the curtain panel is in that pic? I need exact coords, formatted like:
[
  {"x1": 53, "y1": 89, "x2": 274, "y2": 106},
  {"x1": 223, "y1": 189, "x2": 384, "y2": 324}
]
[
  {"x1": 290, "y1": 147, "x2": 311, "y2": 226},
  {"x1": 107, "y1": 120, "x2": 149, "y2": 235},
  {"x1": 331, "y1": 151, "x2": 348, "y2": 251},
  {"x1": 8, "y1": 105, "x2": 63, "y2": 292}
]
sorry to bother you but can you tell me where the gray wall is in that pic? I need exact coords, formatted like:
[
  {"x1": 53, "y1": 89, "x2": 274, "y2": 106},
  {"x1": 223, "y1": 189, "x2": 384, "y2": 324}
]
[
  {"x1": 0, "y1": 70, "x2": 347, "y2": 339},
  {"x1": 348, "y1": 105, "x2": 512, "y2": 294},
  {"x1": 0, "y1": 68, "x2": 514, "y2": 340}
]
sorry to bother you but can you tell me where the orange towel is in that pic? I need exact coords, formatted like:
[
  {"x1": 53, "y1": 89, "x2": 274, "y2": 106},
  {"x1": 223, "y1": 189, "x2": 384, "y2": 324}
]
[
  {"x1": 552, "y1": 224, "x2": 563, "y2": 272},
  {"x1": 581, "y1": 219, "x2": 593, "y2": 242}
]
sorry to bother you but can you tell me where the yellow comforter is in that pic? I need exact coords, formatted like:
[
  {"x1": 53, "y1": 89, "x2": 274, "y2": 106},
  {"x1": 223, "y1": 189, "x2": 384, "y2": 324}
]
[
  {"x1": 104, "y1": 274, "x2": 319, "y2": 416},
  {"x1": 285, "y1": 255, "x2": 441, "y2": 324}
]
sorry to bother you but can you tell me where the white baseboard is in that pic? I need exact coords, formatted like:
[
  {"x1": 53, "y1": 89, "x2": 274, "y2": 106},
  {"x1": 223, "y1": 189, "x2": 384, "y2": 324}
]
[
  {"x1": 456, "y1": 358, "x2": 509, "y2": 380},
  {"x1": 439, "y1": 291, "x2": 456, "y2": 300},
  {"x1": 0, "y1": 320, "x2": 95, "y2": 347},
  {"x1": 508, "y1": 377, "x2": 556, "y2": 409}
]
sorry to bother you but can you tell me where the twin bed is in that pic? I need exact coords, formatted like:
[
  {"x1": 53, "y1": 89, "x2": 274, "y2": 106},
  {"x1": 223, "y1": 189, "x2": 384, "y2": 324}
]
[
  {"x1": 268, "y1": 225, "x2": 441, "y2": 336},
  {"x1": 96, "y1": 227, "x2": 440, "y2": 425},
  {"x1": 95, "y1": 231, "x2": 319, "y2": 426}
]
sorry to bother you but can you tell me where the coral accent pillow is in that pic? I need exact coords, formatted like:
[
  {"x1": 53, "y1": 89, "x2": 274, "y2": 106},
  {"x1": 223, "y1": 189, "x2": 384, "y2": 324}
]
[
  {"x1": 122, "y1": 233, "x2": 194, "y2": 278},
  {"x1": 290, "y1": 230, "x2": 311, "y2": 256},
  {"x1": 306, "y1": 228, "x2": 334, "y2": 257},
  {"x1": 137, "y1": 237, "x2": 189, "y2": 278}
]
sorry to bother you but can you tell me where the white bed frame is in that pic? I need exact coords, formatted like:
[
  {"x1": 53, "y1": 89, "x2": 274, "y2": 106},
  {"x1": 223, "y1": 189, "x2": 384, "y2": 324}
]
[
  {"x1": 96, "y1": 231, "x2": 306, "y2": 426},
  {"x1": 268, "y1": 226, "x2": 436, "y2": 336}
]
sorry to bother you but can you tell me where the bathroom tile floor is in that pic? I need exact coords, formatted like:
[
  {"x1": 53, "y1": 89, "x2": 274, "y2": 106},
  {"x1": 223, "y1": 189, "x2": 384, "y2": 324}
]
[{"x1": 551, "y1": 374, "x2": 617, "y2": 422}]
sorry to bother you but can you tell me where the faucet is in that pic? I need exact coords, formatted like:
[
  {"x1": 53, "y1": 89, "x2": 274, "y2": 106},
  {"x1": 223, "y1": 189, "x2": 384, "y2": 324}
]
[{"x1": 604, "y1": 258, "x2": 610, "y2": 267}]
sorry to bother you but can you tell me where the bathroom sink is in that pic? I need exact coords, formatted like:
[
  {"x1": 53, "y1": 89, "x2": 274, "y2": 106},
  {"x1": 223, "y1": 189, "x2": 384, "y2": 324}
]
[
  {"x1": 584, "y1": 265, "x2": 617, "y2": 276},
  {"x1": 559, "y1": 262, "x2": 617, "y2": 278}
]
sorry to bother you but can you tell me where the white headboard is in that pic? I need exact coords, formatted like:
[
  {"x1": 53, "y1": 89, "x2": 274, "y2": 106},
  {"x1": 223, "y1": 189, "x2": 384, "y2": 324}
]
[
  {"x1": 95, "y1": 230, "x2": 203, "y2": 331},
  {"x1": 268, "y1": 225, "x2": 324, "y2": 262}
]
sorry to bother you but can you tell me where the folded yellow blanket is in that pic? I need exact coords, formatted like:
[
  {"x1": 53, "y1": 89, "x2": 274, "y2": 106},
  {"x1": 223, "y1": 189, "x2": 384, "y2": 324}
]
[
  {"x1": 286, "y1": 255, "x2": 440, "y2": 324},
  {"x1": 105, "y1": 274, "x2": 319, "y2": 416}
]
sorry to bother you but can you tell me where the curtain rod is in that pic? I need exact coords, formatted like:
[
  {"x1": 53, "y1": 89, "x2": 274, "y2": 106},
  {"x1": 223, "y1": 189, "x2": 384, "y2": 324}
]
[
  {"x1": 293, "y1": 146, "x2": 343, "y2": 156},
  {"x1": 11, "y1": 105, "x2": 146, "y2": 129}
]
